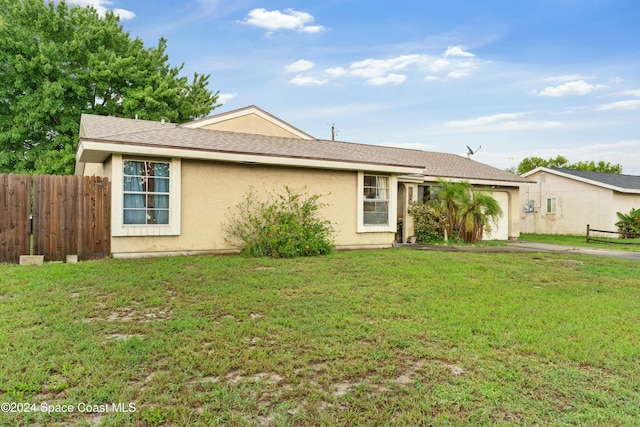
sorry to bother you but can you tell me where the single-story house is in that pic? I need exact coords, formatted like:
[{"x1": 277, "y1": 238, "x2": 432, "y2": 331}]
[
  {"x1": 75, "y1": 105, "x2": 530, "y2": 258},
  {"x1": 520, "y1": 167, "x2": 640, "y2": 235}
]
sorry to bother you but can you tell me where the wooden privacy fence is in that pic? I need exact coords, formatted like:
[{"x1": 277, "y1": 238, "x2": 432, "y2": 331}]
[{"x1": 0, "y1": 174, "x2": 111, "y2": 263}]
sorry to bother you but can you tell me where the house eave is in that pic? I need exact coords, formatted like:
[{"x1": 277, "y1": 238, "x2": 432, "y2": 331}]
[
  {"x1": 419, "y1": 175, "x2": 532, "y2": 187},
  {"x1": 77, "y1": 138, "x2": 422, "y2": 174}
]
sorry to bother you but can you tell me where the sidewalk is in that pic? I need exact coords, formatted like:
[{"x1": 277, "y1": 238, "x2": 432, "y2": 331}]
[{"x1": 397, "y1": 240, "x2": 640, "y2": 261}]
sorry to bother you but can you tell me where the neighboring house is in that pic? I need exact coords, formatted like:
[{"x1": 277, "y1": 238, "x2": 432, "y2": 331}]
[
  {"x1": 520, "y1": 167, "x2": 640, "y2": 235},
  {"x1": 75, "y1": 105, "x2": 530, "y2": 258}
]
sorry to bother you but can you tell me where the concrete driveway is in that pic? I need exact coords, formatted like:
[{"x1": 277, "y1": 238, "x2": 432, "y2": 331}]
[
  {"x1": 506, "y1": 241, "x2": 640, "y2": 261},
  {"x1": 399, "y1": 241, "x2": 640, "y2": 261}
]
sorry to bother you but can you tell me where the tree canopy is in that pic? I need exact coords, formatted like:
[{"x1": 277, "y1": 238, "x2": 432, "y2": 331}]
[
  {"x1": 511, "y1": 155, "x2": 622, "y2": 175},
  {"x1": 0, "y1": 0, "x2": 219, "y2": 174}
]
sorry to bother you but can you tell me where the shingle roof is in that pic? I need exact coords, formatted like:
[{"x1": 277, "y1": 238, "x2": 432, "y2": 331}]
[
  {"x1": 551, "y1": 168, "x2": 640, "y2": 190},
  {"x1": 79, "y1": 113, "x2": 530, "y2": 184},
  {"x1": 80, "y1": 113, "x2": 173, "y2": 138}
]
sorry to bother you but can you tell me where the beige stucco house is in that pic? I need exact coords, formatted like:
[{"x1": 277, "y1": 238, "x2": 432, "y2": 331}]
[
  {"x1": 75, "y1": 106, "x2": 530, "y2": 258},
  {"x1": 520, "y1": 167, "x2": 640, "y2": 235}
]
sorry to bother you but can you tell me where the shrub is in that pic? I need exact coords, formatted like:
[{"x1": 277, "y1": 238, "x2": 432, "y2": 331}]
[
  {"x1": 615, "y1": 208, "x2": 640, "y2": 238},
  {"x1": 409, "y1": 201, "x2": 447, "y2": 243},
  {"x1": 225, "y1": 186, "x2": 334, "y2": 258}
]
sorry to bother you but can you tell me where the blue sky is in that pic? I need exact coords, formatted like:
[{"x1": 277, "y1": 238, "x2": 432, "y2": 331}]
[{"x1": 71, "y1": 0, "x2": 640, "y2": 173}]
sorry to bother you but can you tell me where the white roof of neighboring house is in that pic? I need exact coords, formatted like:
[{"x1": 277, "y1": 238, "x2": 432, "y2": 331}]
[
  {"x1": 523, "y1": 167, "x2": 640, "y2": 194},
  {"x1": 77, "y1": 109, "x2": 531, "y2": 186}
]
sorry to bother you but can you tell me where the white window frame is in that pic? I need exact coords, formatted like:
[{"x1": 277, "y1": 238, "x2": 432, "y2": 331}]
[
  {"x1": 546, "y1": 197, "x2": 556, "y2": 214},
  {"x1": 357, "y1": 171, "x2": 397, "y2": 233},
  {"x1": 111, "y1": 154, "x2": 181, "y2": 236}
]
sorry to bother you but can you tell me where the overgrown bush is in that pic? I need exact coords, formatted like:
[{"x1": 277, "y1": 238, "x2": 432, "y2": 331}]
[
  {"x1": 225, "y1": 186, "x2": 334, "y2": 257},
  {"x1": 409, "y1": 201, "x2": 447, "y2": 243}
]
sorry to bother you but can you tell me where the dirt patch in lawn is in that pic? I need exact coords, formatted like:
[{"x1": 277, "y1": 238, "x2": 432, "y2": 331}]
[{"x1": 82, "y1": 306, "x2": 173, "y2": 323}]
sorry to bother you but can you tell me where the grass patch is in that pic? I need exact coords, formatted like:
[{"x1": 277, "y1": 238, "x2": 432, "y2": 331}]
[
  {"x1": 1, "y1": 249, "x2": 639, "y2": 425},
  {"x1": 520, "y1": 233, "x2": 640, "y2": 252}
]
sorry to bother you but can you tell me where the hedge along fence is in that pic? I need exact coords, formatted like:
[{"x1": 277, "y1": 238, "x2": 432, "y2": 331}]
[{"x1": 0, "y1": 174, "x2": 111, "y2": 263}]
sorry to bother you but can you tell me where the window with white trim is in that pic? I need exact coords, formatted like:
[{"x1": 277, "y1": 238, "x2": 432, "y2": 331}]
[
  {"x1": 546, "y1": 197, "x2": 556, "y2": 214},
  {"x1": 357, "y1": 172, "x2": 397, "y2": 233},
  {"x1": 111, "y1": 155, "x2": 181, "y2": 237},
  {"x1": 363, "y1": 175, "x2": 389, "y2": 225},
  {"x1": 123, "y1": 160, "x2": 170, "y2": 225}
]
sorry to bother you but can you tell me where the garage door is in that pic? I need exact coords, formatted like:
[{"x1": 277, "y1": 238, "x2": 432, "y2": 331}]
[{"x1": 484, "y1": 191, "x2": 509, "y2": 240}]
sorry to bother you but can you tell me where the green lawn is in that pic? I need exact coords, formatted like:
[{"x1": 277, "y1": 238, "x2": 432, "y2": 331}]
[{"x1": 1, "y1": 249, "x2": 639, "y2": 426}]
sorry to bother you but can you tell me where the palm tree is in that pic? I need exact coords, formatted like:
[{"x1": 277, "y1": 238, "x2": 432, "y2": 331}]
[
  {"x1": 458, "y1": 190, "x2": 503, "y2": 243},
  {"x1": 434, "y1": 179, "x2": 471, "y2": 241}
]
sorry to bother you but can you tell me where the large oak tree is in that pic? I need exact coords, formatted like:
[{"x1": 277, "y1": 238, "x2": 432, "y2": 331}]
[{"x1": 0, "y1": 0, "x2": 219, "y2": 174}]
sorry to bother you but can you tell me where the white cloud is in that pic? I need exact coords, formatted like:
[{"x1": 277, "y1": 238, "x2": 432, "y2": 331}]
[
  {"x1": 597, "y1": 100, "x2": 640, "y2": 111},
  {"x1": 349, "y1": 54, "x2": 428, "y2": 85},
  {"x1": 451, "y1": 120, "x2": 564, "y2": 132},
  {"x1": 445, "y1": 112, "x2": 566, "y2": 132},
  {"x1": 112, "y1": 8, "x2": 135, "y2": 20},
  {"x1": 368, "y1": 74, "x2": 406, "y2": 86},
  {"x1": 217, "y1": 93, "x2": 236, "y2": 105},
  {"x1": 301, "y1": 103, "x2": 388, "y2": 118},
  {"x1": 290, "y1": 75, "x2": 328, "y2": 86},
  {"x1": 293, "y1": 49, "x2": 482, "y2": 87},
  {"x1": 578, "y1": 139, "x2": 640, "y2": 151},
  {"x1": 447, "y1": 113, "x2": 528, "y2": 127},
  {"x1": 557, "y1": 106, "x2": 588, "y2": 115},
  {"x1": 66, "y1": 0, "x2": 135, "y2": 19},
  {"x1": 426, "y1": 57, "x2": 479, "y2": 79},
  {"x1": 541, "y1": 74, "x2": 590, "y2": 83},
  {"x1": 537, "y1": 80, "x2": 606, "y2": 97},
  {"x1": 284, "y1": 60, "x2": 315, "y2": 73},
  {"x1": 444, "y1": 46, "x2": 475, "y2": 58},
  {"x1": 350, "y1": 55, "x2": 427, "y2": 78},
  {"x1": 447, "y1": 70, "x2": 472, "y2": 79},
  {"x1": 324, "y1": 67, "x2": 347, "y2": 77},
  {"x1": 616, "y1": 89, "x2": 640, "y2": 97},
  {"x1": 426, "y1": 58, "x2": 451, "y2": 73},
  {"x1": 243, "y1": 8, "x2": 324, "y2": 33}
]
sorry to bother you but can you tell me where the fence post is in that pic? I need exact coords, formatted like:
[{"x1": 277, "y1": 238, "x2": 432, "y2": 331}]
[{"x1": 586, "y1": 224, "x2": 590, "y2": 243}]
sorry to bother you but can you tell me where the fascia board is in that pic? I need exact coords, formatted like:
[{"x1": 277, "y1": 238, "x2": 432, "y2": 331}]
[
  {"x1": 420, "y1": 175, "x2": 531, "y2": 187},
  {"x1": 77, "y1": 139, "x2": 422, "y2": 175}
]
